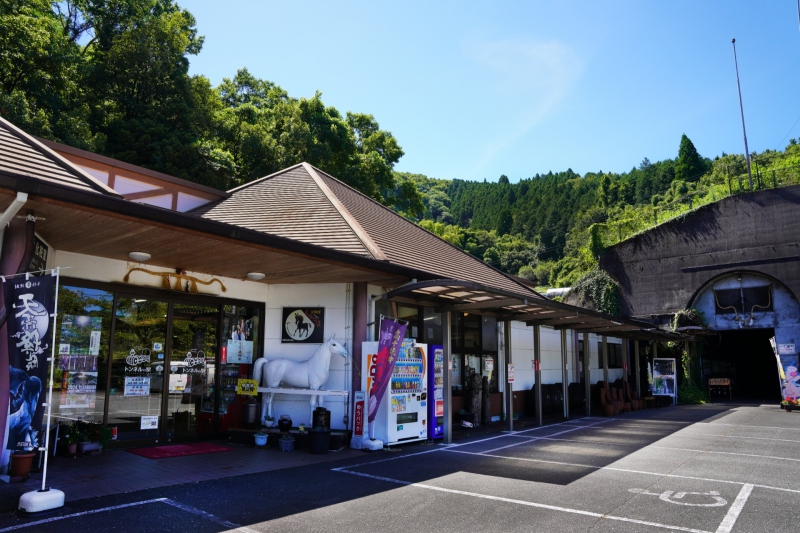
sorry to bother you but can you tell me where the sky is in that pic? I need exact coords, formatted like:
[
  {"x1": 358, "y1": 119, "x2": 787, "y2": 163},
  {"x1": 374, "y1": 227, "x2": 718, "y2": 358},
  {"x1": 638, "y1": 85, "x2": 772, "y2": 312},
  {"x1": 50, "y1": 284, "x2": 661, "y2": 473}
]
[{"x1": 187, "y1": 1, "x2": 800, "y2": 183}]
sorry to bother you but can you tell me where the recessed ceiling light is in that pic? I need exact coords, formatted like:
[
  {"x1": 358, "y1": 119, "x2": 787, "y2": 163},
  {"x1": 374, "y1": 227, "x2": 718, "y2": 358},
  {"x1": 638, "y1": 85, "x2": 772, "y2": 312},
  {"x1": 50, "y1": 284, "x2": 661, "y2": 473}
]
[
  {"x1": 246, "y1": 272, "x2": 265, "y2": 281},
  {"x1": 128, "y1": 251, "x2": 151, "y2": 262}
]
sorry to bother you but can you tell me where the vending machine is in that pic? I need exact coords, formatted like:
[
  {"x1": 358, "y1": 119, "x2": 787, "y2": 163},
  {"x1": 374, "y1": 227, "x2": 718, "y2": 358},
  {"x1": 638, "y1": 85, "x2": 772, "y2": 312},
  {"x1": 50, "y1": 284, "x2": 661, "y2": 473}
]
[
  {"x1": 362, "y1": 339, "x2": 428, "y2": 445},
  {"x1": 427, "y1": 345, "x2": 444, "y2": 440}
]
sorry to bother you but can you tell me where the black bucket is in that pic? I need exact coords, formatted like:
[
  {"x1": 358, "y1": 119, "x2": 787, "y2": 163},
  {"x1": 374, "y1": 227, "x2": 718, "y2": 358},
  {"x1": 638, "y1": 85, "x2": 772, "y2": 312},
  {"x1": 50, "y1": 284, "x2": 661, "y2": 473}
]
[{"x1": 312, "y1": 407, "x2": 331, "y2": 430}]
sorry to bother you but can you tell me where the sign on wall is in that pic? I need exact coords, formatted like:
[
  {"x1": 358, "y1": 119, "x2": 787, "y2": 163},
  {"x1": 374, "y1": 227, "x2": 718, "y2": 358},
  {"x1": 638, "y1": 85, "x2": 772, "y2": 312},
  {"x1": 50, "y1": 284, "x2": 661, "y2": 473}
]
[{"x1": 281, "y1": 307, "x2": 324, "y2": 343}]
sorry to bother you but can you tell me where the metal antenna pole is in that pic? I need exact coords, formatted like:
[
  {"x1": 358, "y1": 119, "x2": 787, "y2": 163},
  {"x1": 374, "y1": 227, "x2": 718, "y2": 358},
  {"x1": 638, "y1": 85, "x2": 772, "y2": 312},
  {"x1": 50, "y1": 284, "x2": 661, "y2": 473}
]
[{"x1": 732, "y1": 38, "x2": 753, "y2": 191}]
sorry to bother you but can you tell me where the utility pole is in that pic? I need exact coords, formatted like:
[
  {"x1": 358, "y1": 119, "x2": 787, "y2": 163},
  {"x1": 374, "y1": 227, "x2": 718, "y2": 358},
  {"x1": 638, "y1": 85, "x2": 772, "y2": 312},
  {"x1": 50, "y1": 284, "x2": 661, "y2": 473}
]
[{"x1": 732, "y1": 38, "x2": 753, "y2": 191}]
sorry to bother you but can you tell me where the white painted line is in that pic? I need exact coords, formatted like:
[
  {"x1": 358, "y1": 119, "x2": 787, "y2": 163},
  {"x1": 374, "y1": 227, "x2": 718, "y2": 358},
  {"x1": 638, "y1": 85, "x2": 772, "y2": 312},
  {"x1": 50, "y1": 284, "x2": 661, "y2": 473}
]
[
  {"x1": 702, "y1": 422, "x2": 800, "y2": 432},
  {"x1": 0, "y1": 498, "x2": 168, "y2": 533},
  {"x1": 0, "y1": 498, "x2": 257, "y2": 533},
  {"x1": 482, "y1": 419, "x2": 613, "y2": 454},
  {"x1": 444, "y1": 448, "x2": 598, "y2": 469},
  {"x1": 163, "y1": 498, "x2": 259, "y2": 533},
  {"x1": 714, "y1": 484, "x2": 754, "y2": 533},
  {"x1": 650, "y1": 445, "x2": 800, "y2": 463},
  {"x1": 336, "y1": 468, "x2": 712, "y2": 533}
]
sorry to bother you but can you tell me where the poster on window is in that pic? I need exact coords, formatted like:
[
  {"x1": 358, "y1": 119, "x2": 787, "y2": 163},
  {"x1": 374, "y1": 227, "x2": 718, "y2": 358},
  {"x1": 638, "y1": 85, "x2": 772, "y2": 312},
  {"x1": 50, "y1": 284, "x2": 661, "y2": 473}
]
[
  {"x1": 227, "y1": 340, "x2": 254, "y2": 364},
  {"x1": 63, "y1": 371, "x2": 98, "y2": 408},
  {"x1": 124, "y1": 376, "x2": 151, "y2": 397},
  {"x1": 4, "y1": 274, "x2": 54, "y2": 451},
  {"x1": 281, "y1": 307, "x2": 324, "y2": 343}
]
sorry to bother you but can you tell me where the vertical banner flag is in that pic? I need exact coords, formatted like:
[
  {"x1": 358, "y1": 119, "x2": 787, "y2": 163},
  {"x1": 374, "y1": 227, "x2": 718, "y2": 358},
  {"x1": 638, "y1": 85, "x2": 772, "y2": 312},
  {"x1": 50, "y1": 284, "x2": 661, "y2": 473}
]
[
  {"x1": 367, "y1": 317, "x2": 407, "y2": 433},
  {"x1": 4, "y1": 274, "x2": 54, "y2": 451}
]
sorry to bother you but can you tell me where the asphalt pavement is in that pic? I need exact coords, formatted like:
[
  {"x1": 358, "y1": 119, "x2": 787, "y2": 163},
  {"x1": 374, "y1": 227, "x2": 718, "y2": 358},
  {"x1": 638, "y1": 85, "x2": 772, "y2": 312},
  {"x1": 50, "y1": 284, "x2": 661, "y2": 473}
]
[{"x1": 1, "y1": 403, "x2": 798, "y2": 532}]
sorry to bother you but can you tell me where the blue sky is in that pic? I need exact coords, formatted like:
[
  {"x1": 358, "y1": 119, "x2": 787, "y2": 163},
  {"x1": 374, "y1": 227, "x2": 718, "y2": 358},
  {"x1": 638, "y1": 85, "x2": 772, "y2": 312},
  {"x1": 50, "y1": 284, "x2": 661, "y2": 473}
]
[{"x1": 187, "y1": 1, "x2": 800, "y2": 182}]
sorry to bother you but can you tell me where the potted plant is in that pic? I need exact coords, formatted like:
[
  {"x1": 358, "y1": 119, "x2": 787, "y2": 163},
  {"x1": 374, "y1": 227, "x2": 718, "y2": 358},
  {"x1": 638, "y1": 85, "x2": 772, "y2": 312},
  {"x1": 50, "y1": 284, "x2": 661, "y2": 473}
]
[
  {"x1": 782, "y1": 399, "x2": 798, "y2": 412},
  {"x1": 9, "y1": 433, "x2": 38, "y2": 481},
  {"x1": 264, "y1": 415, "x2": 275, "y2": 428},
  {"x1": 79, "y1": 423, "x2": 113, "y2": 454},
  {"x1": 62, "y1": 423, "x2": 81, "y2": 457},
  {"x1": 254, "y1": 431, "x2": 268, "y2": 447},
  {"x1": 278, "y1": 433, "x2": 295, "y2": 452}
]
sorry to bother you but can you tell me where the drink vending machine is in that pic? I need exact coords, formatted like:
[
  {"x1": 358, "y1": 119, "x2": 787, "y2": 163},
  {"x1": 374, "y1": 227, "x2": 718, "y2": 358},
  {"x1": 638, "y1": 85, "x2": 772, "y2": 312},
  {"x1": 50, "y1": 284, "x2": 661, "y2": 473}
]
[
  {"x1": 362, "y1": 339, "x2": 428, "y2": 445},
  {"x1": 427, "y1": 345, "x2": 444, "y2": 440}
]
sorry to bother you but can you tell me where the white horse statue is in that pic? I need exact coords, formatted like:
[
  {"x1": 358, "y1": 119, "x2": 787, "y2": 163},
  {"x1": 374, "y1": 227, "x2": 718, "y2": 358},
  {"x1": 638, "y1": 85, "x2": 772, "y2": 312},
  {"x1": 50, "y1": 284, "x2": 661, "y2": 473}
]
[{"x1": 253, "y1": 335, "x2": 348, "y2": 426}]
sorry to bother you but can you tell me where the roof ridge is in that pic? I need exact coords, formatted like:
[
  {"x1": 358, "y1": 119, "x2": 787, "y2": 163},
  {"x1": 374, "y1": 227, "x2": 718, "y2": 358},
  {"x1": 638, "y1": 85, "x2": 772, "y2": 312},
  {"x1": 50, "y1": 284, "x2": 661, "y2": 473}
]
[
  {"x1": 310, "y1": 165, "x2": 540, "y2": 296},
  {"x1": 302, "y1": 163, "x2": 387, "y2": 261},
  {"x1": 0, "y1": 116, "x2": 120, "y2": 197},
  {"x1": 226, "y1": 162, "x2": 306, "y2": 193}
]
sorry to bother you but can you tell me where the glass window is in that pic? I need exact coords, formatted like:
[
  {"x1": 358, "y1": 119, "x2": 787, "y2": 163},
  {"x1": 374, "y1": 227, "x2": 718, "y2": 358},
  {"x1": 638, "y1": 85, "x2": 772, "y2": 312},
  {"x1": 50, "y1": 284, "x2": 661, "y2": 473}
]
[
  {"x1": 482, "y1": 316, "x2": 497, "y2": 351},
  {"x1": 463, "y1": 314, "x2": 480, "y2": 349},
  {"x1": 422, "y1": 307, "x2": 442, "y2": 345},
  {"x1": 598, "y1": 342, "x2": 623, "y2": 369},
  {"x1": 397, "y1": 305, "x2": 419, "y2": 339},
  {"x1": 53, "y1": 286, "x2": 113, "y2": 426}
]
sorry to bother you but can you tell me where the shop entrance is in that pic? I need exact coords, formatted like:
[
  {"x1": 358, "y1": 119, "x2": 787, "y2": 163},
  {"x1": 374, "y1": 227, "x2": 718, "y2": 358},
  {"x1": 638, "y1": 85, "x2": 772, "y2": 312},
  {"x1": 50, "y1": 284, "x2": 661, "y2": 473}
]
[{"x1": 703, "y1": 328, "x2": 780, "y2": 402}]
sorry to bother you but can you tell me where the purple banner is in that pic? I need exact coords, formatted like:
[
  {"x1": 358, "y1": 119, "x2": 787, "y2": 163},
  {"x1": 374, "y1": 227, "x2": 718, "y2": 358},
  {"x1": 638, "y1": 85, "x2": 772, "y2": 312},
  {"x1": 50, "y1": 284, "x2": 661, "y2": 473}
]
[
  {"x1": 367, "y1": 317, "x2": 407, "y2": 424},
  {"x1": 4, "y1": 275, "x2": 53, "y2": 451}
]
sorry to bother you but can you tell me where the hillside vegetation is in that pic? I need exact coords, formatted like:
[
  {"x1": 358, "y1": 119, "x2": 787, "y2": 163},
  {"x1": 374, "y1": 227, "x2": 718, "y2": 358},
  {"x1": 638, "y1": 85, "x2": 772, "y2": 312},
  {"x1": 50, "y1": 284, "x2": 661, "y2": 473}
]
[{"x1": 397, "y1": 136, "x2": 800, "y2": 289}]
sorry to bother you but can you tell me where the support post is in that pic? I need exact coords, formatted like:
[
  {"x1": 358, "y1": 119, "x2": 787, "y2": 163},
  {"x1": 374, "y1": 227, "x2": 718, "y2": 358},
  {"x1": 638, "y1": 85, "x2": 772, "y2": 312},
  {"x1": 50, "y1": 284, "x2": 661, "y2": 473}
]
[
  {"x1": 352, "y1": 283, "x2": 367, "y2": 396},
  {"x1": 533, "y1": 324, "x2": 542, "y2": 426},
  {"x1": 505, "y1": 320, "x2": 513, "y2": 432},
  {"x1": 443, "y1": 311, "x2": 453, "y2": 444},
  {"x1": 622, "y1": 339, "x2": 629, "y2": 385},
  {"x1": 561, "y1": 328, "x2": 569, "y2": 419},
  {"x1": 602, "y1": 335, "x2": 609, "y2": 384},
  {"x1": 584, "y1": 332, "x2": 591, "y2": 417},
  {"x1": 634, "y1": 340, "x2": 641, "y2": 397}
]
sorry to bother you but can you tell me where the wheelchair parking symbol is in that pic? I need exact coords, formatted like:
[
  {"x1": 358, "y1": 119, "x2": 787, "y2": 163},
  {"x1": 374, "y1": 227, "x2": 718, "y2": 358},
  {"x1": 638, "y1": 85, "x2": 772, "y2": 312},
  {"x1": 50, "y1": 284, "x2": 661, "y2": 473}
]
[{"x1": 629, "y1": 488, "x2": 728, "y2": 507}]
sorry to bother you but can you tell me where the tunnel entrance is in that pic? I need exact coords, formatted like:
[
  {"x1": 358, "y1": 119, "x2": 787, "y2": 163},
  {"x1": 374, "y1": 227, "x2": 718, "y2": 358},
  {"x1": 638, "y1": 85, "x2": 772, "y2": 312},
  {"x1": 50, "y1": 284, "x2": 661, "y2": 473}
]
[{"x1": 703, "y1": 328, "x2": 780, "y2": 402}]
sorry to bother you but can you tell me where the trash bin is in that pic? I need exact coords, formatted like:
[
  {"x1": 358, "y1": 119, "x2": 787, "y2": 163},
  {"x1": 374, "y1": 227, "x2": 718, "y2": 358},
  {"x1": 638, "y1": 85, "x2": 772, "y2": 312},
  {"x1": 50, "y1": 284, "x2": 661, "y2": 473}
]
[
  {"x1": 312, "y1": 407, "x2": 330, "y2": 430},
  {"x1": 243, "y1": 400, "x2": 258, "y2": 426}
]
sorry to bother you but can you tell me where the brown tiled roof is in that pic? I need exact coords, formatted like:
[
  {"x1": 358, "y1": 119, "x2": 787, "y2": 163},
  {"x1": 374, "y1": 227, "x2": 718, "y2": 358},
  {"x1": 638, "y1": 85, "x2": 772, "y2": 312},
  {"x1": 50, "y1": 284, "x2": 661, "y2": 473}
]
[
  {"x1": 0, "y1": 117, "x2": 119, "y2": 196},
  {"x1": 197, "y1": 162, "x2": 537, "y2": 295},
  {"x1": 193, "y1": 164, "x2": 373, "y2": 257}
]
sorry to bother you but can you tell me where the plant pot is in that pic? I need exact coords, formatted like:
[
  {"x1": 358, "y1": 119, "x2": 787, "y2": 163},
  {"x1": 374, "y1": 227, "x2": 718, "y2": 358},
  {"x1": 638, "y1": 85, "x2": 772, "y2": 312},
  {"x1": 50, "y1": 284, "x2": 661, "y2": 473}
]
[
  {"x1": 264, "y1": 419, "x2": 275, "y2": 428},
  {"x1": 278, "y1": 439, "x2": 295, "y2": 452},
  {"x1": 78, "y1": 441, "x2": 102, "y2": 454},
  {"x1": 254, "y1": 433, "x2": 268, "y2": 447},
  {"x1": 67, "y1": 442, "x2": 77, "y2": 456},
  {"x1": 9, "y1": 452, "x2": 36, "y2": 479},
  {"x1": 786, "y1": 405, "x2": 794, "y2": 413},
  {"x1": 308, "y1": 430, "x2": 330, "y2": 455}
]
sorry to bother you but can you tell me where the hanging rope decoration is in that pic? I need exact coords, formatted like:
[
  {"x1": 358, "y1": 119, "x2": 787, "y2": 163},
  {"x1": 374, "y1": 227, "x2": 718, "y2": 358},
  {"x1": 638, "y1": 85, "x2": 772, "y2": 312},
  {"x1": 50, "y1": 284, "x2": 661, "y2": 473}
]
[{"x1": 123, "y1": 267, "x2": 227, "y2": 293}]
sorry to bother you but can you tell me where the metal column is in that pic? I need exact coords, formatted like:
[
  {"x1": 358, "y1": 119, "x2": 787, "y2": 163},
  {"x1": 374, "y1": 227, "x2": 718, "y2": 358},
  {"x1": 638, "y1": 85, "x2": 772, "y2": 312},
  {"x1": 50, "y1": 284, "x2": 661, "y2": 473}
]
[
  {"x1": 533, "y1": 324, "x2": 542, "y2": 426},
  {"x1": 602, "y1": 335, "x2": 609, "y2": 384},
  {"x1": 584, "y1": 332, "x2": 591, "y2": 417},
  {"x1": 634, "y1": 340, "x2": 641, "y2": 397},
  {"x1": 622, "y1": 339, "x2": 629, "y2": 385},
  {"x1": 561, "y1": 329, "x2": 569, "y2": 419},
  {"x1": 442, "y1": 311, "x2": 453, "y2": 444},
  {"x1": 505, "y1": 320, "x2": 513, "y2": 432}
]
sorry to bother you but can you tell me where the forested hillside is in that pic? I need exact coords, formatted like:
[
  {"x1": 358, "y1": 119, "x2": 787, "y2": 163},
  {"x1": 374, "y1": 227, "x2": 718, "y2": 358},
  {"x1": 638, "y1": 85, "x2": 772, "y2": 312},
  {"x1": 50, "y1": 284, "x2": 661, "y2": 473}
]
[
  {"x1": 5, "y1": 1, "x2": 800, "y2": 295},
  {"x1": 397, "y1": 136, "x2": 800, "y2": 289}
]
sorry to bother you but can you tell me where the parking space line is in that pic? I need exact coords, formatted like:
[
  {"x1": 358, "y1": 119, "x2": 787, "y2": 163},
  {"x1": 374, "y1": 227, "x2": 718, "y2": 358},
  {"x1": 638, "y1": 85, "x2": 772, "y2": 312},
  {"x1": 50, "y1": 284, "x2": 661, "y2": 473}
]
[
  {"x1": 0, "y1": 498, "x2": 258, "y2": 533},
  {"x1": 335, "y1": 467, "x2": 712, "y2": 533},
  {"x1": 714, "y1": 484, "x2": 753, "y2": 533},
  {"x1": 482, "y1": 420, "x2": 613, "y2": 454},
  {"x1": 702, "y1": 422, "x2": 800, "y2": 432},
  {"x1": 650, "y1": 445, "x2": 800, "y2": 463}
]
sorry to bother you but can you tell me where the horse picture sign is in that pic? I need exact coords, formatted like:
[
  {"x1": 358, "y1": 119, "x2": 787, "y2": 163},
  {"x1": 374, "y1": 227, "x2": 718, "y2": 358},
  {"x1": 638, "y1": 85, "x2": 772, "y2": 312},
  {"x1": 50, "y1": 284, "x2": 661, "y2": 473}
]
[{"x1": 281, "y1": 307, "x2": 324, "y2": 343}]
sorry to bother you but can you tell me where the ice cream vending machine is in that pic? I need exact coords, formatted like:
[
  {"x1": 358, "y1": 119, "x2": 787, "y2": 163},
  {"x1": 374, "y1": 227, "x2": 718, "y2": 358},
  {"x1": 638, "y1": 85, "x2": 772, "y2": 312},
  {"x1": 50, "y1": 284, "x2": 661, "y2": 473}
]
[{"x1": 362, "y1": 339, "x2": 428, "y2": 445}]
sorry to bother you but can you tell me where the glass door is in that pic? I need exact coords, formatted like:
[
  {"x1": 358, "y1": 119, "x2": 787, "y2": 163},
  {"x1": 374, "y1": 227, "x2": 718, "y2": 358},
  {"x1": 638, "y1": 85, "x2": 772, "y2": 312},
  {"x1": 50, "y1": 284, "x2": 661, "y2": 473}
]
[
  {"x1": 109, "y1": 297, "x2": 168, "y2": 442},
  {"x1": 165, "y1": 303, "x2": 220, "y2": 441}
]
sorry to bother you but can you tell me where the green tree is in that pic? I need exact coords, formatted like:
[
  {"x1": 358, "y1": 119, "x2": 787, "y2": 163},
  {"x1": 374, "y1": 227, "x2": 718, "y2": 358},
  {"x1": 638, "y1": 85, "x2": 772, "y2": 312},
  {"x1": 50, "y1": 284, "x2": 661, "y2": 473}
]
[{"x1": 675, "y1": 134, "x2": 705, "y2": 182}]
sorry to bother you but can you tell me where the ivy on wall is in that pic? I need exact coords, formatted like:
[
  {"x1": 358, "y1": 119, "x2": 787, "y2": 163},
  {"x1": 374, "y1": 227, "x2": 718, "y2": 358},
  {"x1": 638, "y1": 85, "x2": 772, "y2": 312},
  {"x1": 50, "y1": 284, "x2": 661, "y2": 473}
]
[{"x1": 566, "y1": 269, "x2": 621, "y2": 316}]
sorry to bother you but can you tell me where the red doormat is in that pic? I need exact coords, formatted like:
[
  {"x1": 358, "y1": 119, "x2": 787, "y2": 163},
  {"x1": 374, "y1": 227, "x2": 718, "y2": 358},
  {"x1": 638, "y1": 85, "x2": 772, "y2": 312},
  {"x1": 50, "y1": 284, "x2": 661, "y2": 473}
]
[{"x1": 126, "y1": 442, "x2": 234, "y2": 459}]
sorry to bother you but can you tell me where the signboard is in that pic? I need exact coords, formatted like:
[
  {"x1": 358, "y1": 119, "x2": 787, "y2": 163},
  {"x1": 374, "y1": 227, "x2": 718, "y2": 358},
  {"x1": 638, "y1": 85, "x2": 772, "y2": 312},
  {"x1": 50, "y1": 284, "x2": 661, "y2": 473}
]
[
  {"x1": 227, "y1": 340, "x2": 253, "y2": 364},
  {"x1": 779, "y1": 344, "x2": 796, "y2": 355},
  {"x1": 58, "y1": 315, "x2": 103, "y2": 409},
  {"x1": 281, "y1": 307, "x2": 324, "y2": 343},
  {"x1": 237, "y1": 378, "x2": 258, "y2": 396},
  {"x1": 140, "y1": 416, "x2": 159, "y2": 430},
  {"x1": 708, "y1": 378, "x2": 731, "y2": 386},
  {"x1": 4, "y1": 274, "x2": 54, "y2": 451},
  {"x1": 124, "y1": 376, "x2": 151, "y2": 396},
  {"x1": 27, "y1": 234, "x2": 48, "y2": 273},
  {"x1": 507, "y1": 363, "x2": 515, "y2": 383},
  {"x1": 353, "y1": 391, "x2": 366, "y2": 437}
]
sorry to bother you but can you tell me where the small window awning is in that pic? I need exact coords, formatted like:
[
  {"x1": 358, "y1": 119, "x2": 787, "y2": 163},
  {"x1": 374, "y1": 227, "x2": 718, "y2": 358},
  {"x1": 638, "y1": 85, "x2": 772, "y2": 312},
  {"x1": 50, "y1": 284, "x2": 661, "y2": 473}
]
[{"x1": 381, "y1": 279, "x2": 688, "y2": 342}]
